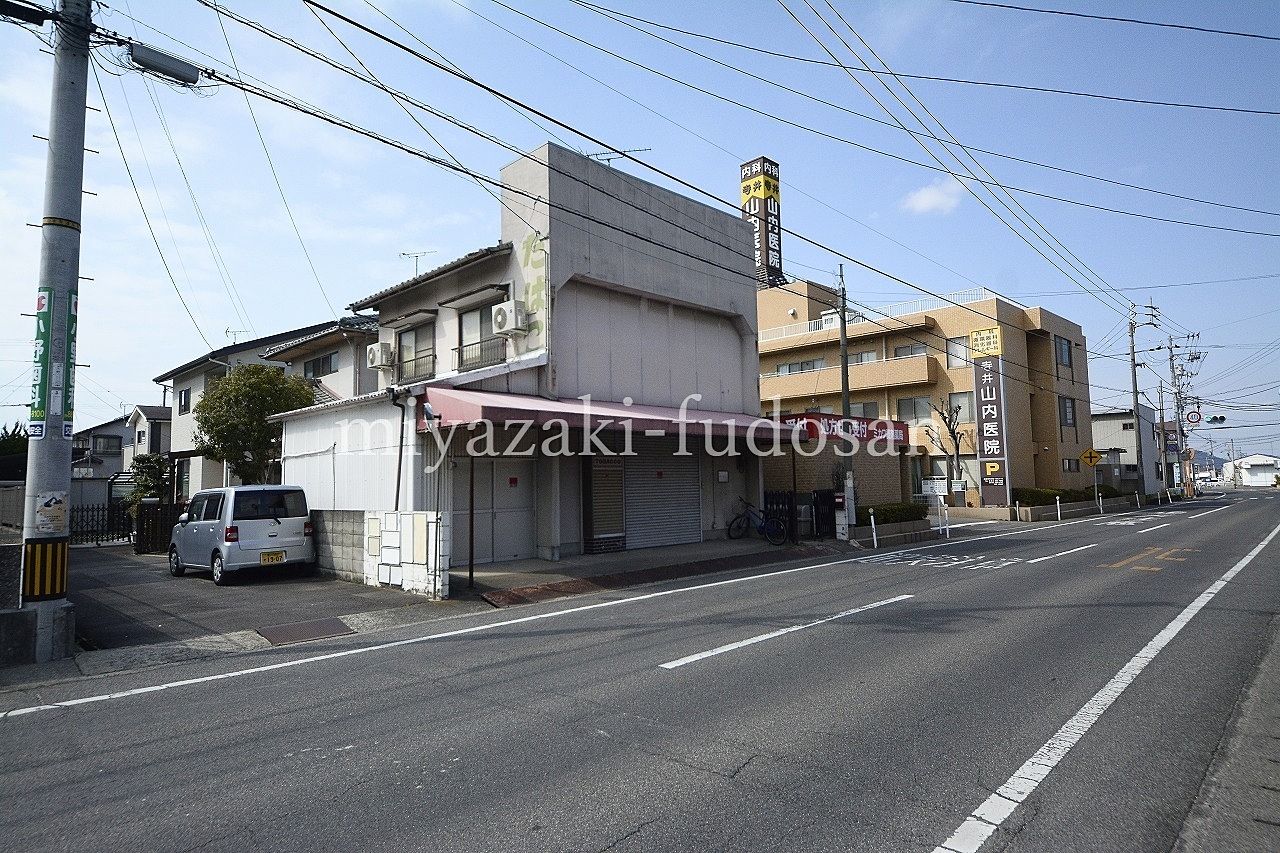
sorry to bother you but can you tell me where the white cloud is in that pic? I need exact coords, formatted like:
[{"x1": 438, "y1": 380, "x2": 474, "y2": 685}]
[{"x1": 900, "y1": 178, "x2": 965, "y2": 215}]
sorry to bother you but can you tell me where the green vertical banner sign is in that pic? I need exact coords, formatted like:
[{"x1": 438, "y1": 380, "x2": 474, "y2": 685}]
[
  {"x1": 28, "y1": 287, "x2": 53, "y2": 440},
  {"x1": 63, "y1": 291, "x2": 77, "y2": 439}
]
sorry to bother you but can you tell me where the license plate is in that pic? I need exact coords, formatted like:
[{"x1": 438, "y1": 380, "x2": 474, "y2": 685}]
[{"x1": 260, "y1": 551, "x2": 286, "y2": 565}]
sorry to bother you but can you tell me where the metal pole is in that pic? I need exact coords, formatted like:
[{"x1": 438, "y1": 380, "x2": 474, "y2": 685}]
[
  {"x1": 1128, "y1": 312, "x2": 1147, "y2": 497},
  {"x1": 869, "y1": 506, "x2": 877, "y2": 549},
  {"x1": 467, "y1": 454, "x2": 475, "y2": 589},
  {"x1": 1095, "y1": 464, "x2": 1102, "y2": 514},
  {"x1": 20, "y1": 0, "x2": 91, "y2": 663},
  {"x1": 838, "y1": 264, "x2": 850, "y2": 419},
  {"x1": 1055, "y1": 495, "x2": 1061, "y2": 521},
  {"x1": 1157, "y1": 381, "x2": 1167, "y2": 486}
]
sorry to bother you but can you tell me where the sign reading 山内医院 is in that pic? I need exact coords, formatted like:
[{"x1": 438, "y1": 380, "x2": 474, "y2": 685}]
[
  {"x1": 971, "y1": 327, "x2": 1010, "y2": 507},
  {"x1": 740, "y1": 157, "x2": 784, "y2": 288}
]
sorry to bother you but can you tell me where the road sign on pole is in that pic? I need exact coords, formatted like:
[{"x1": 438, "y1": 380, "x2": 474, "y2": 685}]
[
  {"x1": 1186, "y1": 410, "x2": 1202, "y2": 425},
  {"x1": 1080, "y1": 448, "x2": 1103, "y2": 467}
]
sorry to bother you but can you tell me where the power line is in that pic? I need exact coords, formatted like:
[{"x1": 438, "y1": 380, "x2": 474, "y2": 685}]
[
  {"x1": 482, "y1": 0, "x2": 1280, "y2": 239},
  {"x1": 568, "y1": 0, "x2": 1280, "y2": 220},
  {"x1": 446, "y1": 0, "x2": 990, "y2": 293},
  {"x1": 359, "y1": 0, "x2": 581, "y2": 153},
  {"x1": 92, "y1": 62, "x2": 212, "y2": 349},
  {"x1": 190, "y1": 2, "x2": 1150, "y2": 402},
  {"x1": 942, "y1": 0, "x2": 1280, "y2": 43},
  {"x1": 572, "y1": 1, "x2": 1280, "y2": 117},
  {"x1": 211, "y1": 3, "x2": 340, "y2": 320},
  {"x1": 781, "y1": 0, "x2": 1133, "y2": 319}
]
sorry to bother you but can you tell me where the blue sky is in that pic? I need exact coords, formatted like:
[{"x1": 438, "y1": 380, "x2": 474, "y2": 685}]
[{"x1": 1, "y1": 0, "x2": 1277, "y2": 457}]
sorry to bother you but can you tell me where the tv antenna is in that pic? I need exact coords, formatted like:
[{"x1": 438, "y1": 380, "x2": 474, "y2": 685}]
[
  {"x1": 400, "y1": 250, "x2": 438, "y2": 276},
  {"x1": 587, "y1": 147, "x2": 652, "y2": 166},
  {"x1": 225, "y1": 327, "x2": 246, "y2": 343}
]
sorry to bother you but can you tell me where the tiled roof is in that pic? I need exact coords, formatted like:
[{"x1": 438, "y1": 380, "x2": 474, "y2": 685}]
[
  {"x1": 260, "y1": 316, "x2": 379, "y2": 359},
  {"x1": 152, "y1": 320, "x2": 337, "y2": 384},
  {"x1": 134, "y1": 405, "x2": 171, "y2": 421},
  {"x1": 348, "y1": 243, "x2": 511, "y2": 311}
]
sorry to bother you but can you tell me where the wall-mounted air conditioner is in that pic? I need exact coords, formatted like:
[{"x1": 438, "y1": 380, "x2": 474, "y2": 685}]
[
  {"x1": 491, "y1": 300, "x2": 528, "y2": 336},
  {"x1": 367, "y1": 342, "x2": 394, "y2": 370}
]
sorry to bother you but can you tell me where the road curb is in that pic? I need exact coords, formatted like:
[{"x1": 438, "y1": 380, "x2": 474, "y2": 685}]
[{"x1": 1174, "y1": 614, "x2": 1280, "y2": 853}]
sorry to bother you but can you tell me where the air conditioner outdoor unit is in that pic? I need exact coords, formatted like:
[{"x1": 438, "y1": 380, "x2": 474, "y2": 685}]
[
  {"x1": 491, "y1": 300, "x2": 528, "y2": 336},
  {"x1": 367, "y1": 342, "x2": 394, "y2": 370}
]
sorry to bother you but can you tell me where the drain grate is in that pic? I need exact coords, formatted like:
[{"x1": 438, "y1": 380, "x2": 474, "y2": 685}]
[{"x1": 257, "y1": 616, "x2": 354, "y2": 646}]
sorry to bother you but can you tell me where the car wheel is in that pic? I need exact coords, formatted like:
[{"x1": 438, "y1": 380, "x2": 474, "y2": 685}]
[
  {"x1": 211, "y1": 553, "x2": 230, "y2": 586},
  {"x1": 168, "y1": 546, "x2": 185, "y2": 577}
]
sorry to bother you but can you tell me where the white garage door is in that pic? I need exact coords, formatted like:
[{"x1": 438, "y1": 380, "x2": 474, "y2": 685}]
[{"x1": 624, "y1": 437, "x2": 702, "y2": 549}]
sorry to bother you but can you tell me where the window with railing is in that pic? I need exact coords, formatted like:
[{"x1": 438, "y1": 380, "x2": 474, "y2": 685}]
[
  {"x1": 398, "y1": 325, "x2": 436, "y2": 382},
  {"x1": 454, "y1": 337, "x2": 506, "y2": 371}
]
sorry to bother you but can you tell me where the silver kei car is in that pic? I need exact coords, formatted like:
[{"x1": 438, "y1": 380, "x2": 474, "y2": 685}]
[{"x1": 168, "y1": 485, "x2": 316, "y2": 586}]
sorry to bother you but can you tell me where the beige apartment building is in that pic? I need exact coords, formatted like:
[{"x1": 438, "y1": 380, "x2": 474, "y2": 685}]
[{"x1": 758, "y1": 284, "x2": 1095, "y2": 503}]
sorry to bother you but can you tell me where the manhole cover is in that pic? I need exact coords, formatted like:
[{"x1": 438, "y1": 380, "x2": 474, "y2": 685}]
[{"x1": 257, "y1": 616, "x2": 354, "y2": 646}]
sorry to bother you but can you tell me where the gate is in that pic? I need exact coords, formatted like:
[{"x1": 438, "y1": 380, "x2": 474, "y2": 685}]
[
  {"x1": 70, "y1": 503, "x2": 134, "y2": 546},
  {"x1": 134, "y1": 503, "x2": 183, "y2": 554}
]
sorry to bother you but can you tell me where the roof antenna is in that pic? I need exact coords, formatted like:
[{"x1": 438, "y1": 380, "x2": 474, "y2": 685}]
[
  {"x1": 587, "y1": 147, "x2": 652, "y2": 166},
  {"x1": 400, "y1": 250, "x2": 437, "y2": 277},
  {"x1": 225, "y1": 327, "x2": 246, "y2": 343}
]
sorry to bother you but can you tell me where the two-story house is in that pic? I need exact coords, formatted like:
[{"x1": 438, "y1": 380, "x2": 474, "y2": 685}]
[
  {"x1": 71, "y1": 414, "x2": 131, "y2": 479},
  {"x1": 120, "y1": 405, "x2": 171, "y2": 471},
  {"x1": 275, "y1": 142, "x2": 765, "y2": 595},
  {"x1": 153, "y1": 319, "x2": 375, "y2": 501}
]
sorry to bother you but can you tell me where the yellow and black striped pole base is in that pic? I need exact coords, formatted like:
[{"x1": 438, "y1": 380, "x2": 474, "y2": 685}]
[{"x1": 22, "y1": 537, "x2": 69, "y2": 601}]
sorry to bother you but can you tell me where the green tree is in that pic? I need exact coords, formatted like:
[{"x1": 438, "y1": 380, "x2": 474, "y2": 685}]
[
  {"x1": 128, "y1": 453, "x2": 171, "y2": 510},
  {"x1": 0, "y1": 421, "x2": 28, "y2": 456},
  {"x1": 193, "y1": 364, "x2": 314, "y2": 485}
]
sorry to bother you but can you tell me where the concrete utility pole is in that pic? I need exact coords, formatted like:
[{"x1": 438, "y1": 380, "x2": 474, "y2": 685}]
[
  {"x1": 837, "y1": 264, "x2": 850, "y2": 419},
  {"x1": 1157, "y1": 381, "x2": 1168, "y2": 485},
  {"x1": 1127, "y1": 308, "x2": 1147, "y2": 497},
  {"x1": 19, "y1": 0, "x2": 91, "y2": 662}
]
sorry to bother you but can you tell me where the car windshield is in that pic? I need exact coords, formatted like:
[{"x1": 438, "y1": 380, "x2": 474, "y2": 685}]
[{"x1": 232, "y1": 489, "x2": 308, "y2": 521}]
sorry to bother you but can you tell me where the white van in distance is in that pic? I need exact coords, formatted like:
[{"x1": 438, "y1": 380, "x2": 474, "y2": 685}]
[{"x1": 169, "y1": 486, "x2": 316, "y2": 585}]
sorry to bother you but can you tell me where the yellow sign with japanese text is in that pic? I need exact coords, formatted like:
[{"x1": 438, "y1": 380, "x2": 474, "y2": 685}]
[{"x1": 969, "y1": 327, "x2": 1003, "y2": 358}]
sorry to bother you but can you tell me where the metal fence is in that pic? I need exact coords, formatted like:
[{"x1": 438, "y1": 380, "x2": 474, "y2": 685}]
[
  {"x1": 134, "y1": 503, "x2": 184, "y2": 554},
  {"x1": 69, "y1": 502, "x2": 133, "y2": 546}
]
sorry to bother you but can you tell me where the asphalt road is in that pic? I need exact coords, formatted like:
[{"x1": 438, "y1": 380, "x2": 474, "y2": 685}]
[{"x1": 2, "y1": 492, "x2": 1278, "y2": 852}]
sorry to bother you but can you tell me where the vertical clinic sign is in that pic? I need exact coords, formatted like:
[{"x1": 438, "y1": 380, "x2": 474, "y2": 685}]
[
  {"x1": 28, "y1": 288, "x2": 75, "y2": 440},
  {"x1": 740, "y1": 157, "x2": 784, "y2": 287},
  {"x1": 970, "y1": 327, "x2": 1011, "y2": 507}
]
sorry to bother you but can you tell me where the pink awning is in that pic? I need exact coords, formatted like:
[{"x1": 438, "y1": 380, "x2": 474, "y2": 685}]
[{"x1": 419, "y1": 388, "x2": 776, "y2": 437}]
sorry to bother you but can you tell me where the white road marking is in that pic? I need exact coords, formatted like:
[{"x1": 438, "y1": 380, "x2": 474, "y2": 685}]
[
  {"x1": 1188, "y1": 505, "x2": 1232, "y2": 520},
  {"x1": 0, "y1": 555, "x2": 878, "y2": 720},
  {"x1": 1025, "y1": 544, "x2": 1099, "y2": 564},
  {"x1": 658, "y1": 594, "x2": 913, "y2": 670},
  {"x1": 931, "y1": 518, "x2": 1280, "y2": 853},
  {"x1": 1136, "y1": 523, "x2": 1173, "y2": 534},
  {"x1": 934, "y1": 521, "x2": 1001, "y2": 530}
]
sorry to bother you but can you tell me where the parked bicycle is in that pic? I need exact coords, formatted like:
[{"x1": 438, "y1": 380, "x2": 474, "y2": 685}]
[{"x1": 727, "y1": 497, "x2": 788, "y2": 546}]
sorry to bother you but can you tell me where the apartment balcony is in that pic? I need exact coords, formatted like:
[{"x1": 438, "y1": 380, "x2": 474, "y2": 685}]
[
  {"x1": 397, "y1": 353, "x2": 437, "y2": 384},
  {"x1": 760, "y1": 353, "x2": 936, "y2": 401},
  {"x1": 454, "y1": 337, "x2": 506, "y2": 372}
]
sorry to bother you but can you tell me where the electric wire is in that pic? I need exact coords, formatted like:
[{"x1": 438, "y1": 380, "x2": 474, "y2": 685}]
[
  {"x1": 92, "y1": 62, "x2": 213, "y2": 349},
  {"x1": 211, "y1": 3, "x2": 340, "y2": 320},
  {"x1": 783, "y1": 0, "x2": 1133, "y2": 320},
  {"x1": 485, "y1": 0, "x2": 1280, "y2": 238},
  {"x1": 572, "y1": 1, "x2": 1280, "y2": 124},
  {"x1": 942, "y1": 0, "x2": 1280, "y2": 43}
]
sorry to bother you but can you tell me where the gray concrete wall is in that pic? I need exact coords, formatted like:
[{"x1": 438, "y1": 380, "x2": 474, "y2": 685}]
[{"x1": 312, "y1": 509, "x2": 366, "y2": 583}]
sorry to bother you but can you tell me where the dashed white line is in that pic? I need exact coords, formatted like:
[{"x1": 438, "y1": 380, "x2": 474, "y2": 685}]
[
  {"x1": 1025, "y1": 544, "x2": 1099, "y2": 564},
  {"x1": 1136, "y1": 523, "x2": 1173, "y2": 534},
  {"x1": 659, "y1": 594, "x2": 913, "y2": 670},
  {"x1": 0, "y1": 555, "x2": 879, "y2": 720},
  {"x1": 1189, "y1": 505, "x2": 1232, "y2": 520},
  {"x1": 931, "y1": 518, "x2": 1280, "y2": 853}
]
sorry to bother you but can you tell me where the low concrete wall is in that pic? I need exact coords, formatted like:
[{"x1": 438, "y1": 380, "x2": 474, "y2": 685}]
[
  {"x1": 312, "y1": 509, "x2": 365, "y2": 584},
  {"x1": 852, "y1": 518, "x2": 936, "y2": 548},
  {"x1": 943, "y1": 505, "x2": 1015, "y2": 522},
  {"x1": 1014, "y1": 495, "x2": 1138, "y2": 522}
]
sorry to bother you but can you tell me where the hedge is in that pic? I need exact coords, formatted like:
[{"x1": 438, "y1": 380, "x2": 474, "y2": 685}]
[
  {"x1": 856, "y1": 502, "x2": 929, "y2": 526},
  {"x1": 1010, "y1": 485, "x2": 1121, "y2": 507}
]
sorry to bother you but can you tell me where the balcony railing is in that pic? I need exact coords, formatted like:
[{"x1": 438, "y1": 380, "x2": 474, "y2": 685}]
[
  {"x1": 398, "y1": 352, "x2": 437, "y2": 383},
  {"x1": 760, "y1": 287, "x2": 1013, "y2": 342},
  {"x1": 454, "y1": 337, "x2": 506, "y2": 372}
]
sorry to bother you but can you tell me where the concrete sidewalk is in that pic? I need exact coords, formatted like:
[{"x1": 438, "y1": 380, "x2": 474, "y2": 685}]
[{"x1": 1176, "y1": 614, "x2": 1280, "y2": 853}]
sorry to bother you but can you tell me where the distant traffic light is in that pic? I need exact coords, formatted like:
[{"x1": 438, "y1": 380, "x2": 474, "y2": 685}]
[{"x1": 1206, "y1": 415, "x2": 1226, "y2": 424}]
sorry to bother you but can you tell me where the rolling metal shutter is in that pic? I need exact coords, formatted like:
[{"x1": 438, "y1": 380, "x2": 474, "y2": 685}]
[{"x1": 623, "y1": 437, "x2": 702, "y2": 549}]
